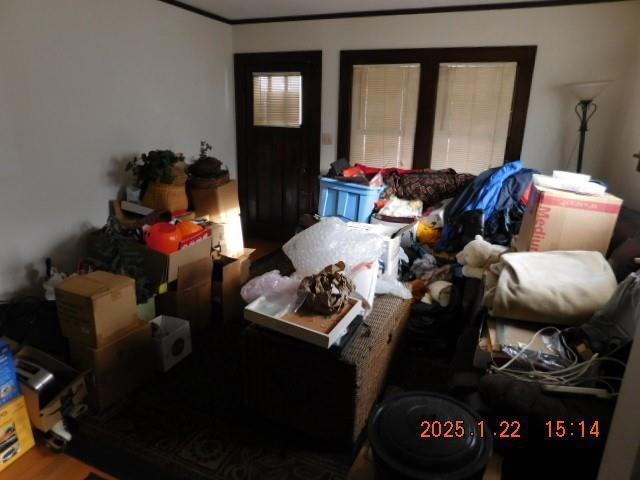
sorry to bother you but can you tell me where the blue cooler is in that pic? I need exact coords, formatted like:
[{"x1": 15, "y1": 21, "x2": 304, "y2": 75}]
[{"x1": 318, "y1": 177, "x2": 384, "y2": 223}]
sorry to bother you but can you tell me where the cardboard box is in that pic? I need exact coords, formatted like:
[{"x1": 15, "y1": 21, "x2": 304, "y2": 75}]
[
  {"x1": 69, "y1": 320, "x2": 152, "y2": 411},
  {"x1": 347, "y1": 442, "x2": 378, "y2": 480},
  {"x1": 212, "y1": 248, "x2": 254, "y2": 323},
  {"x1": 138, "y1": 236, "x2": 211, "y2": 286},
  {"x1": 16, "y1": 346, "x2": 88, "y2": 432},
  {"x1": 0, "y1": 340, "x2": 19, "y2": 408},
  {"x1": 196, "y1": 180, "x2": 241, "y2": 223},
  {"x1": 56, "y1": 271, "x2": 138, "y2": 348},
  {"x1": 211, "y1": 215, "x2": 245, "y2": 258},
  {"x1": 0, "y1": 396, "x2": 35, "y2": 472},
  {"x1": 150, "y1": 315, "x2": 192, "y2": 372},
  {"x1": 516, "y1": 185, "x2": 623, "y2": 254},
  {"x1": 156, "y1": 258, "x2": 212, "y2": 332}
]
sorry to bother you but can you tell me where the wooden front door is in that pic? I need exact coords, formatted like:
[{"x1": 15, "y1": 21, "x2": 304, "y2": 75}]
[{"x1": 234, "y1": 51, "x2": 322, "y2": 241}]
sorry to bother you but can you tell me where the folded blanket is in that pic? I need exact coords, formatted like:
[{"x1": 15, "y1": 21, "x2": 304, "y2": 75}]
[{"x1": 483, "y1": 251, "x2": 617, "y2": 325}]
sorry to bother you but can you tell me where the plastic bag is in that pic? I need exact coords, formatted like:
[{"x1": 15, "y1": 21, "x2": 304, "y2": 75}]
[
  {"x1": 375, "y1": 275, "x2": 412, "y2": 299},
  {"x1": 283, "y1": 217, "x2": 384, "y2": 277},
  {"x1": 240, "y1": 270, "x2": 301, "y2": 304}
]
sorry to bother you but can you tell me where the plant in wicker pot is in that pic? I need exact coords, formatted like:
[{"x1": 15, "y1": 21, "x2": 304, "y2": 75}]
[
  {"x1": 187, "y1": 141, "x2": 230, "y2": 216},
  {"x1": 126, "y1": 150, "x2": 188, "y2": 213}
]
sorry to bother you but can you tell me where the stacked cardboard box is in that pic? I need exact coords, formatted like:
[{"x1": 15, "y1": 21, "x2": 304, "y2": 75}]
[
  {"x1": 55, "y1": 271, "x2": 153, "y2": 411},
  {"x1": 212, "y1": 248, "x2": 254, "y2": 324},
  {"x1": 204, "y1": 180, "x2": 245, "y2": 258},
  {"x1": 516, "y1": 184, "x2": 623, "y2": 254}
]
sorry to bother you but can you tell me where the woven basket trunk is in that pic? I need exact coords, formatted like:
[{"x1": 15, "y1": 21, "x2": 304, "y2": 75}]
[{"x1": 142, "y1": 181, "x2": 188, "y2": 213}]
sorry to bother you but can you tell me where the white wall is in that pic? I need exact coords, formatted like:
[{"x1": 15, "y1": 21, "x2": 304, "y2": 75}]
[
  {"x1": 600, "y1": 26, "x2": 640, "y2": 210},
  {"x1": 233, "y1": 1, "x2": 640, "y2": 192},
  {"x1": 0, "y1": 0, "x2": 235, "y2": 299},
  {"x1": 0, "y1": 0, "x2": 234, "y2": 298}
]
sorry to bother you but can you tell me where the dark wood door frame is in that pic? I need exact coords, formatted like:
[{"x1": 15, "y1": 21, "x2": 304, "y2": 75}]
[
  {"x1": 234, "y1": 51, "x2": 322, "y2": 240},
  {"x1": 337, "y1": 46, "x2": 537, "y2": 169}
]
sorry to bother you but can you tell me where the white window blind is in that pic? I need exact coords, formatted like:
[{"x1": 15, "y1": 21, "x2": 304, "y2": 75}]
[
  {"x1": 430, "y1": 62, "x2": 517, "y2": 174},
  {"x1": 349, "y1": 64, "x2": 420, "y2": 169},
  {"x1": 253, "y1": 72, "x2": 302, "y2": 127}
]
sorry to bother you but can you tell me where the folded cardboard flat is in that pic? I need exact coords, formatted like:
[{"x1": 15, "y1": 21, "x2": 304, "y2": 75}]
[
  {"x1": 138, "y1": 236, "x2": 211, "y2": 285},
  {"x1": 244, "y1": 297, "x2": 363, "y2": 348},
  {"x1": 69, "y1": 320, "x2": 152, "y2": 411},
  {"x1": 156, "y1": 258, "x2": 212, "y2": 332},
  {"x1": 196, "y1": 180, "x2": 241, "y2": 223},
  {"x1": 55, "y1": 271, "x2": 138, "y2": 348},
  {"x1": 516, "y1": 185, "x2": 622, "y2": 254},
  {"x1": 16, "y1": 346, "x2": 88, "y2": 432},
  {"x1": 0, "y1": 395, "x2": 35, "y2": 472},
  {"x1": 212, "y1": 248, "x2": 254, "y2": 323}
]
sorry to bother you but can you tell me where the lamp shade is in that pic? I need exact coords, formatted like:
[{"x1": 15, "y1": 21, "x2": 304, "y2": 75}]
[{"x1": 566, "y1": 81, "x2": 611, "y2": 101}]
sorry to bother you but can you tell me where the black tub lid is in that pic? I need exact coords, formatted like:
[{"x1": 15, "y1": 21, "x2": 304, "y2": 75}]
[{"x1": 368, "y1": 392, "x2": 492, "y2": 480}]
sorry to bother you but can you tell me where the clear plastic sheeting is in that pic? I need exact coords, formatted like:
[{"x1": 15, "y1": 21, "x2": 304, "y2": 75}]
[
  {"x1": 240, "y1": 270, "x2": 301, "y2": 304},
  {"x1": 375, "y1": 275, "x2": 412, "y2": 300},
  {"x1": 283, "y1": 217, "x2": 384, "y2": 277}
]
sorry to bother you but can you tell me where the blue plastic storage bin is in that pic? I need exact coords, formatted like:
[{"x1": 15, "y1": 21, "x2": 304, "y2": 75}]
[{"x1": 318, "y1": 177, "x2": 384, "y2": 223}]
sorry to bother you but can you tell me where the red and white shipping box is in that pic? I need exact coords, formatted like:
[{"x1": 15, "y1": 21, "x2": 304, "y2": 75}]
[{"x1": 516, "y1": 185, "x2": 622, "y2": 254}]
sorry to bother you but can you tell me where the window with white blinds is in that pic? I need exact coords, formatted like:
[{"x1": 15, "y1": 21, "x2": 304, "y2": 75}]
[
  {"x1": 253, "y1": 72, "x2": 302, "y2": 127},
  {"x1": 349, "y1": 64, "x2": 420, "y2": 169},
  {"x1": 430, "y1": 62, "x2": 517, "y2": 174}
]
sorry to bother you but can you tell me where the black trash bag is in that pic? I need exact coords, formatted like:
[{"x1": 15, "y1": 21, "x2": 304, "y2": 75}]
[{"x1": 564, "y1": 271, "x2": 640, "y2": 356}]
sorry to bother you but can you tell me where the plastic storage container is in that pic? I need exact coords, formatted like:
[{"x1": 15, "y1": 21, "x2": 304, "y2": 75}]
[
  {"x1": 318, "y1": 177, "x2": 384, "y2": 223},
  {"x1": 368, "y1": 391, "x2": 492, "y2": 479}
]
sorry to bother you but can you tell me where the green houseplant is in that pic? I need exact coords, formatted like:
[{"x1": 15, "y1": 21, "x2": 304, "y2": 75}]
[
  {"x1": 187, "y1": 142, "x2": 230, "y2": 217},
  {"x1": 126, "y1": 150, "x2": 188, "y2": 212},
  {"x1": 87, "y1": 216, "x2": 153, "y2": 305},
  {"x1": 187, "y1": 142, "x2": 228, "y2": 186}
]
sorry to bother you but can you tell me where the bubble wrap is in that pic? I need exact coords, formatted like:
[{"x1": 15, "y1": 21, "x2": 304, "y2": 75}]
[{"x1": 283, "y1": 217, "x2": 384, "y2": 277}]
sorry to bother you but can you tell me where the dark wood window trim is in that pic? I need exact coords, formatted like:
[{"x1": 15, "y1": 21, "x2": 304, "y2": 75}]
[{"x1": 337, "y1": 46, "x2": 537, "y2": 169}]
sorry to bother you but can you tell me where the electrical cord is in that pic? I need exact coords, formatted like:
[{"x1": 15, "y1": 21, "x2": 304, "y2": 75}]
[{"x1": 489, "y1": 326, "x2": 627, "y2": 394}]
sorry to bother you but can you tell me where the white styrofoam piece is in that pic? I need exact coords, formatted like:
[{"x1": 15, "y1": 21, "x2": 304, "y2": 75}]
[
  {"x1": 150, "y1": 315, "x2": 192, "y2": 372},
  {"x1": 244, "y1": 297, "x2": 363, "y2": 348}
]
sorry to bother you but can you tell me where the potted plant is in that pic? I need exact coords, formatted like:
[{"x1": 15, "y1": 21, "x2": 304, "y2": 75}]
[
  {"x1": 187, "y1": 142, "x2": 230, "y2": 216},
  {"x1": 87, "y1": 216, "x2": 155, "y2": 314},
  {"x1": 126, "y1": 150, "x2": 188, "y2": 213}
]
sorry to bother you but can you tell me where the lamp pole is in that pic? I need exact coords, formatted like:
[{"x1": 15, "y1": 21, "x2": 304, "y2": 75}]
[{"x1": 575, "y1": 99, "x2": 597, "y2": 174}]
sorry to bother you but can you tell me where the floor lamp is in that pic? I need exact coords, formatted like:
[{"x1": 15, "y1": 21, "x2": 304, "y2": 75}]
[{"x1": 566, "y1": 81, "x2": 610, "y2": 173}]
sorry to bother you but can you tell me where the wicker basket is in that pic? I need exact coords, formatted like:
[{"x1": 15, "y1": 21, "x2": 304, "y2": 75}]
[{"x1": 142, "y1": 181, "x2": 188, "y2": 213}]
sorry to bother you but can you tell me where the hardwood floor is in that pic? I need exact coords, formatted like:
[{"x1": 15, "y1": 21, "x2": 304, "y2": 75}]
[{"x1": 0, "y1": 443, "x2": 115, "y2": 480}]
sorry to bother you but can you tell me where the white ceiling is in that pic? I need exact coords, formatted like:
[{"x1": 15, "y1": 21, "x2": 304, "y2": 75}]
[{"x1": 181, "y1": 0, "x2": 550, "y2": 20}]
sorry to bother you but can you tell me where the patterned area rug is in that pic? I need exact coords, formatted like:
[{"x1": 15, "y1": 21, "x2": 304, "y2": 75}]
[{"x1": 68, "y1": 251, "x2": 350, "y2": 480}]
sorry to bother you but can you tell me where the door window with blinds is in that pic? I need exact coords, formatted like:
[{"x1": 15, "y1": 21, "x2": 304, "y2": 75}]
[
  {"x1": 350, "y1": 64, "x2": 420, "y2": 169},
  {"x1": 253, "y1": 72, "x2": 302, "y2": 127},
  {"x1": 338, "y1": 48, "x2": 535, "y2": 175}
]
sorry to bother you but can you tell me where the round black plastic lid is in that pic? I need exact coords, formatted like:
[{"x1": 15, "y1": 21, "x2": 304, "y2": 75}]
[{"x1": 368, "y1": 392, "x2": 492, "y2": 480}]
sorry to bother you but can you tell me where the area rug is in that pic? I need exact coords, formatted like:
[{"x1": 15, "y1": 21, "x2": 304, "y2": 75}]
[
  {"x1": 68, "y1": 251, "x2": 350, "y2": 480},
  {"x1": 69, "y1": 324, "x2": 351, "y2": 480}
]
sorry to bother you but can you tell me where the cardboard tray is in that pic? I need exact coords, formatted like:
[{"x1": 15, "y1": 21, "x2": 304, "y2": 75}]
[{"x1": 244, "y1": 297, "x2": 362, "y2": 348}]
